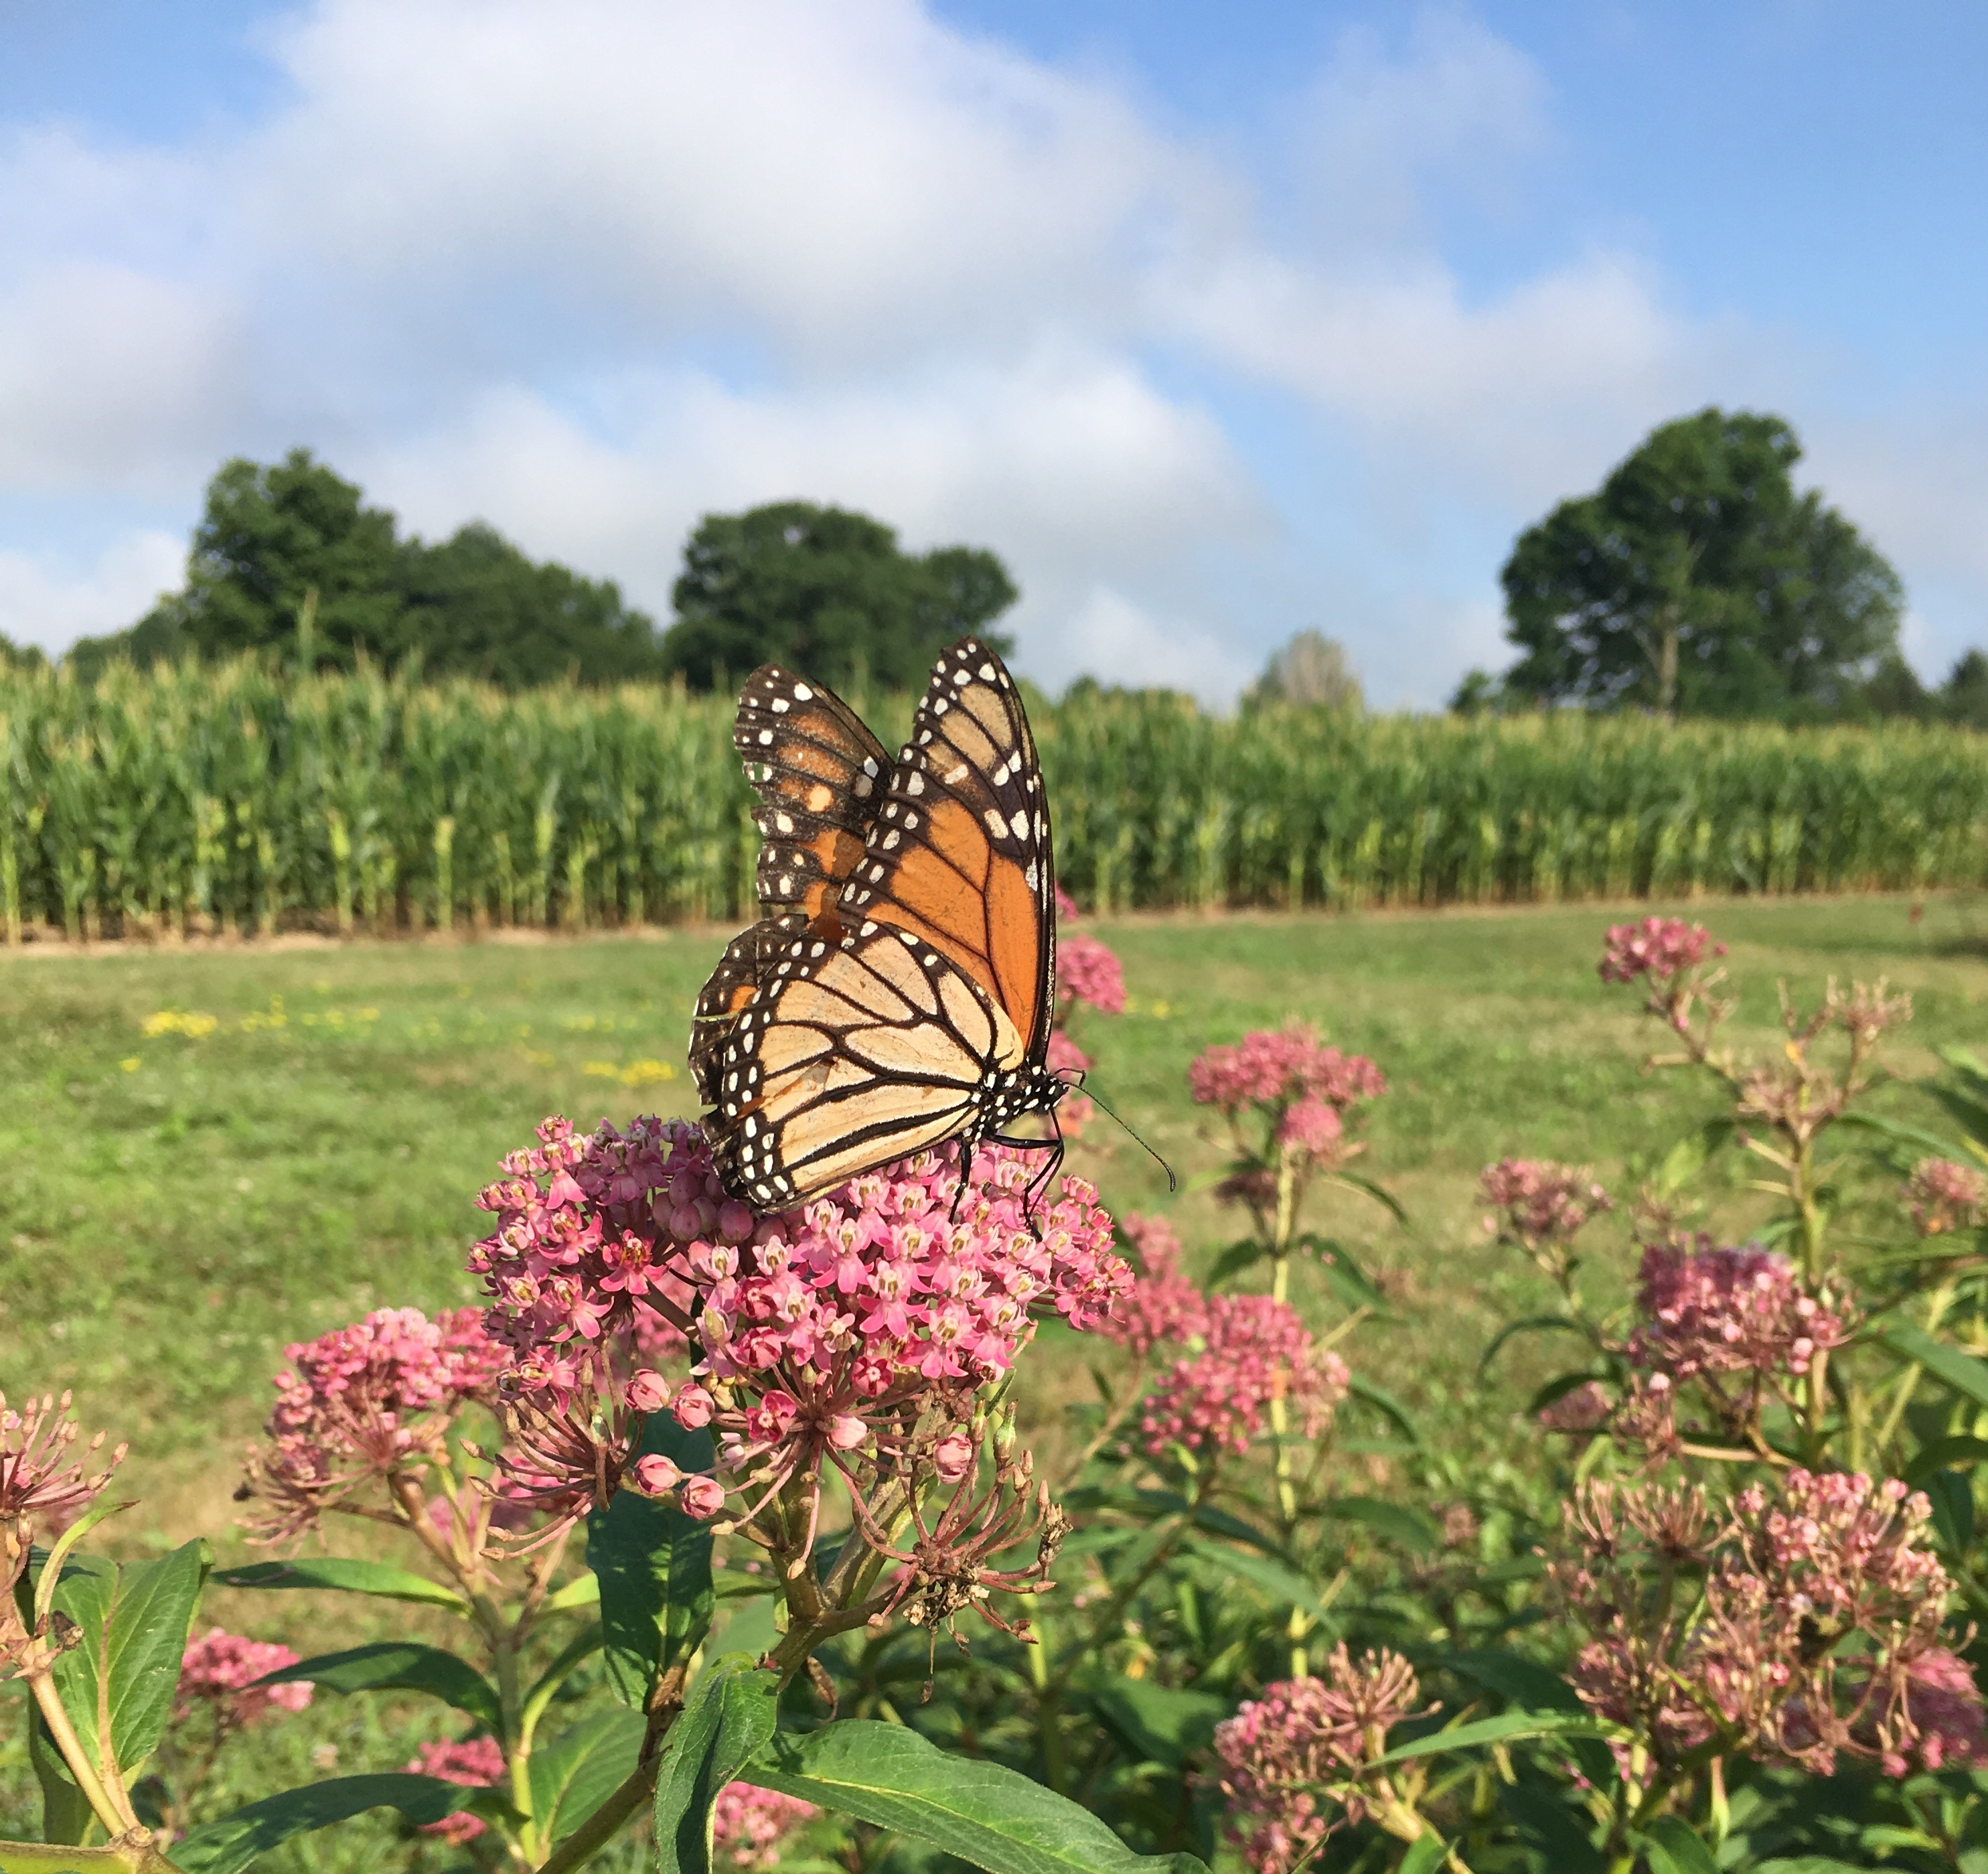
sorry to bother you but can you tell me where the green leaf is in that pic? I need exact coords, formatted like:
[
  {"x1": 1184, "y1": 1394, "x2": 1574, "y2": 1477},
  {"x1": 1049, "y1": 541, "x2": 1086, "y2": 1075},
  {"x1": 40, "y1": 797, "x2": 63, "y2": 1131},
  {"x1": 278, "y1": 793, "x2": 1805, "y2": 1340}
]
[
  {"x1": 46, "y1": 1538, "x2": 208, "y2": 1787},
  {"x1": 1871, "y1": 1320, "x2": 1988, "y2": 1413},
  {"x1": 1527, "y1": 1370, "x2": 1606, "y2": 1418},
  {"x1": 1441, "y1": 1650, "x2": 1584, "y2": 1715},
  {"x1": 1086, "y1": 1678, "x2": 1227, "y2": 1770},
  {"x1": 212, "y1": 1557, "x2": 472, "y2": 1615},
  {"x1": 256, "y1": 1642, "x2": 503, "y2": 1735},
  {"x1": 652, "y1": 1656, "x2": 782, "y2": 1874},
  {"x1": 1655, "y1": 1119, "x2": 1734, "y2": 1195},
  {"x1": 1752, "y1": 1861, "x2": 1890, "y2": 1873},
  {"x1": 1905, "y1": 1436, "x2": 1988, "y2": 1485},
  {"x1": 1398, "y1": 1836, "x2": 1450, "y2": 1874},
  {"x1": 172, "y1": 1774, "x2": 478, "y2": 1874},
  {"x1": 749, "y1": 1721, "x2": 1210, "y2": 1874},
  {"x1": 587, "y1": 1415, "x2": 715, "y2": 1707},
  {"x1": 1204, "y1": 1238, "x2": 1270, "y2": 1286},
  {"x1": 1926, "y1": 1469, "x2": 1977, "y2": 1553},
  {"x1": 544, "y1": 1573, "x2": 601, "y2": 1613},
  {"x1": 1642, "y1": 1814, "x2": 1719, "y2": 1874},
  {"x1": 531, "y1": 1705, "x2": 647, "y2": 1846},
  {"x1": 1373, "y1": 1709, "x2": 1614, "y2": 1765},
  {"x1": 1300, "y1": 1237, "x2": 1395, "y2": 1318},
  {"x1": 1319, "y1": 1496, "x2": 1439, "y2": 1555},
  {"x1": 1334, "y1": 1170, "x2": 1407, "y2": 1226},
  {"x1": 1178, "y1": 1532, "x2": 1339, "y2": 1621},
  {"x1": 1478, "y1": 1315, "x2": 1586, "y2": 1376},
  {"x1": 1347, "y1": 1377, "x2": 1423, "y2": 1447}
]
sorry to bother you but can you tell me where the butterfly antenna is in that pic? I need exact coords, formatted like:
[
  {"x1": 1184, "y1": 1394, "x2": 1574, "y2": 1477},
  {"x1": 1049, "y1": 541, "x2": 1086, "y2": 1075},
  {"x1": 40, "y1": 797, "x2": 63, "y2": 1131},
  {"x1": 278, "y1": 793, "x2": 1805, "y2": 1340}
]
[{"x1": 1066, "y1": 1074, "x2": 1177, "y2": 1192}]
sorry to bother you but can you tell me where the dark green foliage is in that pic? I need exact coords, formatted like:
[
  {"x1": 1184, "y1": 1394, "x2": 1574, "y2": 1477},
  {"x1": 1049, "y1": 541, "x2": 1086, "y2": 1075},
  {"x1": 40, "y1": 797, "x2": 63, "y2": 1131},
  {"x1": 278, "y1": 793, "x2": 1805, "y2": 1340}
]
[
  {"x1": 65, "y1": 450, "x2": 664, "y2": 686},
  {"x1": 661, "y1": 500, "x2": 1016, "y2": 693},
  {"x1": 1499, "y1": 407, "x2": 1905, "y2": 717}
]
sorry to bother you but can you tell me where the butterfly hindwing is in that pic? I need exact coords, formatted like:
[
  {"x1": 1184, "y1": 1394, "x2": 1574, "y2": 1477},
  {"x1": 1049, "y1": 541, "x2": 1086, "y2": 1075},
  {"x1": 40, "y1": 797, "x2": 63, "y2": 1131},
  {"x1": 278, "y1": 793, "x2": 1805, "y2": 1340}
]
[
  {"x1": 837, "y1": 639, "x2": 1055, "y2": 1060},
  {"x1": 708, "y1": 922, "x2": 1026, "y2": 1206}
]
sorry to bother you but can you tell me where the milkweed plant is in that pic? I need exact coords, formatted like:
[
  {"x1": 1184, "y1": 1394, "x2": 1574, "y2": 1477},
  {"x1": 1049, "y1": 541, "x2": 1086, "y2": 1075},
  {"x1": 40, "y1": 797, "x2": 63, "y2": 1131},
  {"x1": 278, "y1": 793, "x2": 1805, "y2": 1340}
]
[{"x1": 9, "y1": 910, "x2": 1988, "y2": 1873}]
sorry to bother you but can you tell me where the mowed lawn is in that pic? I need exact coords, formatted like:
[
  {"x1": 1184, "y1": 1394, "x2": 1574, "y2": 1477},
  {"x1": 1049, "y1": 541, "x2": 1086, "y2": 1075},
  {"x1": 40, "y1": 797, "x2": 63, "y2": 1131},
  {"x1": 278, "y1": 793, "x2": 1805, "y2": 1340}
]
[{"x1": 3, "y1": 893, "x2": 1986, "y2": 1545}]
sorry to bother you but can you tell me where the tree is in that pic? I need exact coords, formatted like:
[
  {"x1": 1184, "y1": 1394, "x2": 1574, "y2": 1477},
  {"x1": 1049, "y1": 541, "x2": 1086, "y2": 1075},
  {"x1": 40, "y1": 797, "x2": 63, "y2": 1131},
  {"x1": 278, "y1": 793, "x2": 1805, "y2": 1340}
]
[
  {"x1": 1242, "y1": 630, "x2": 1363, "y2": 713},
  {"x1": 64, "y1": 449, "x2": 663, "y2": 684},
  {"x1": 1498, "y1": 409, "x2": 1904, "y2": 718},
  {"x1": 661, "y1": 501, "x2": 1016, "y2": 692},
  {"x1": 1942, "y1": 650, "x2": 1988, "y2": 729},
  {"x1": 390, "y1": 522, "x2": 662, "y2": 684}
]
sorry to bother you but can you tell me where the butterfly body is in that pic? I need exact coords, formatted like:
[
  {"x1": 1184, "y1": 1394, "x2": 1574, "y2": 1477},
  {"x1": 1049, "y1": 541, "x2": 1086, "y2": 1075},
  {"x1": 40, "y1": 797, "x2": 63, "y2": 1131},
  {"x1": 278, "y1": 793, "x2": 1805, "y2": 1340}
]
[{"x1": 694, "y1": 639, "x2": 1066, "y2": 1209}]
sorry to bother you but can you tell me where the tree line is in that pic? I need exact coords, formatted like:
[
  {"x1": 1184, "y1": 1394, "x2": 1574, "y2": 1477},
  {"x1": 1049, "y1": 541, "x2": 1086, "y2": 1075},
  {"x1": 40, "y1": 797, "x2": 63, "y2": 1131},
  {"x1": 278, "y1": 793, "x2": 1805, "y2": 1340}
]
[
  {"x1": 13, "y1": 449, "x2": 1014, "y2": 694},
  {"x1": 7, "y1": 411, "x2": 1984, "y2": 726}
]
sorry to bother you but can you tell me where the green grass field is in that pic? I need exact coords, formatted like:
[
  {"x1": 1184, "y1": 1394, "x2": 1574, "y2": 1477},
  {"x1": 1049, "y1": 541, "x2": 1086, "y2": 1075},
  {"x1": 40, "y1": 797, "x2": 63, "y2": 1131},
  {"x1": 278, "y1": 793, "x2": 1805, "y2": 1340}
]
[
  {"x1": 6, "y1": 891, "x2": 1985, "y2": 1538},
  {"x1": 5, "y1": 893, "x2": 1987, "y2": 1865}
]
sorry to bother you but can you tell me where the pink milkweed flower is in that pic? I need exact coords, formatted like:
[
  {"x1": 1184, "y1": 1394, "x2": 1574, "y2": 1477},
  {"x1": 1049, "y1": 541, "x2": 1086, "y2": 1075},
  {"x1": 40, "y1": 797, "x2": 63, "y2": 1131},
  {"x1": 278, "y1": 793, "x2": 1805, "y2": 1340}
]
[
  {"x1": 1099, "y1": 1214, "x2": 1208, "y2": 1358},
  {"x1": 626, "y1": 1369, "x2": 672, "y2": 1413},
  {"x1": 712, "y1": 1781, "x2": 819, "y2": 1871},
  {"x1": 0, "y1": 1390, "x2": 125, "y2": 1543},
  {"x1": 931, "y1": 1431, "x2": 976, "y2": 1482},
  {"x1": 1189, "y1": 1026, "x2": 1385, "y2": 1117},
  {"x1": 176, "y1": 1628, "x2": 313, "y2": 1729},
  {"x1": 1598, "y1": 916, "x2": 1723, "y2": 986},
  {"x1": 1211, "y1": 1648, "x2": 1432, "y2": 1871},
  {"x1": 680, "y1": 1475, "x2": 728, "y2": 1520},
  {"x1": 1140, "y1": 1293, "x2": 1348, "y2": 1458},
  {"x1": 1906, "y1": 1157, "x2": 1988, "y2": 1237},
  {"x1": 1055, "y1": 934, "x2": 1126, "y2": 1016},
  {"x1": 406, "y1": 1735, "x2": 506, "y2": 1845},
  {"x1": 632, "y1": 1454, "x2": 684, "y2": 1496},
  {"x1": 673, "y1": 1384, "x2": 716, "y2": 1429},
  {"x1": 1479, "y1": 1159, "x2": 1610, "y2": 1256}
]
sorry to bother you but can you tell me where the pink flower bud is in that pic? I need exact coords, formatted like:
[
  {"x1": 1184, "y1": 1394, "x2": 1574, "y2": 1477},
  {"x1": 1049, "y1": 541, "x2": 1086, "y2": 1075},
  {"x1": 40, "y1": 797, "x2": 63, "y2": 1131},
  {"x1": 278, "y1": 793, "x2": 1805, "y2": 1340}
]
[
  {"x1": 670, "y1": 1203, "x2": 704, "y2": 1242},
  {"x1": 680, "y1": 1475, "x2": 727, "y2": 1520},
  {"x1": 718, "y1": 1200, "x2": 755, "y2": 1242},
  {"x1": 631, "y1": 1453, "x2": 682, "y2": 1495},
  {"x1": 626, "y1": 1369, "x2": 671, "y2": 1413},
  {"x1": 932, "y1": 1431, "x2": 975, "y2": 1482},
  {"x1": 673, "y1": 1384, "x2": 715, "y2": 1429},
  {"x1": 827, "y1": 1414, "x2": 868, "y2": 1451}
]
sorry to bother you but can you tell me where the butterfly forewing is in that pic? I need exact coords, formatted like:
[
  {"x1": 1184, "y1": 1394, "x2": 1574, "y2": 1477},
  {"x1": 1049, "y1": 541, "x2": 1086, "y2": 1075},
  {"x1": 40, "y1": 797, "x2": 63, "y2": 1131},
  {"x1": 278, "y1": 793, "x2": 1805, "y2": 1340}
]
[
  {"x1": 837, "y1": 640, "x2": 1056, "y2": 1060},
  {"x1": 689, "y1": 668, "x2": 897, "y2": 1101},
  {"x1": 735, "y1": 665, "x2": 893, "y2": 925}
]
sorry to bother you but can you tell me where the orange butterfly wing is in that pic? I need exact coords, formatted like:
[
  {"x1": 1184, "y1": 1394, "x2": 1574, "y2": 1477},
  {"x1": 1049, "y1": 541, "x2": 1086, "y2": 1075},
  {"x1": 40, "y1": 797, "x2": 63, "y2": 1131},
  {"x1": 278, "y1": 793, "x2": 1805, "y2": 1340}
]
[
  {"x1": 689, "y1": 666, "x2": 893, "y2": 1104},
  {"x1": 837, "y1": 640, "x2": 1055, "y2": 1061}
]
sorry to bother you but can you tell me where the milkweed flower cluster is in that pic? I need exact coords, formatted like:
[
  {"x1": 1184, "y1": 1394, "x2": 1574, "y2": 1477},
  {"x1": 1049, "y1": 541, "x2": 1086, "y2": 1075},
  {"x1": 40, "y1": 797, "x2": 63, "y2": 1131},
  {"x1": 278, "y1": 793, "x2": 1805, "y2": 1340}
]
[
  {"x1": 1556, "y1": 1473, "x2": 1982, "y2": 1781},
  {"x1": 471, "y1": 1114, "x2": 1128, "y2": 1634},
  {"x1": 0, "y1": 1389, "x2": 125, "y2": 1551},
  {"x1": 1629, "y1": 1239, "x2": 1852, "y2": 1384},
  {"x1": 240, "y1": 1307, "x2": 506, "y2": 1540},
  {"x1": 1189, "y1": 1027, "x2": 1387, "y2": 1117},
  {"x1": 405, "y1": 1735, "x2": 506, "y2": 1845},
  {"x1": 1190, "y1": 1026, "x2": 1386, "y2": 1232},
  {"x1": 175, "y1": 1629, "x2": 313, "y2": 1729},
  {"x1": 1101, "y1": 1214, "x2": 1209, "y2": 1358},
  {"x1": 1140, "y1": 1292, "x2": 1347, "y2": 1458},
  {"x1": 1055, "y1": 933, "x2": 1126, "y2": 1017},
  {"x1": 1906, "y1": 1156, "x2": 1988, "y2": 1237},
  {"x1": 1598, "y1": 917, "x2": 1724, "y2": 986},
  {"x1": 712, "y1": 1782, "x2": 820, "y2": 1871},
  {"x1": 1480, "y1": 1159, "x2": 1610, "y2": 1280},
  {"x1": 1212, "y1": 1648, "x2": 1429, "y2": 1873}
]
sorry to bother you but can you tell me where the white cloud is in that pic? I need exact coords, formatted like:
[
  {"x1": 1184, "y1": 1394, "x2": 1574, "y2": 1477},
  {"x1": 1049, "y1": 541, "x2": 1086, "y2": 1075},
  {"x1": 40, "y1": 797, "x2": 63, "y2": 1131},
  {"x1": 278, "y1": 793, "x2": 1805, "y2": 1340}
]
[
  {"x1": 0, "y1": 0, "x2": 1975, "y2": 706},
  {"x1": 0, "y1": 530, "x2": 185, "y2": 653},
  {"x1": 0, "y1": 261, "x2": 246, "y2": 494}
]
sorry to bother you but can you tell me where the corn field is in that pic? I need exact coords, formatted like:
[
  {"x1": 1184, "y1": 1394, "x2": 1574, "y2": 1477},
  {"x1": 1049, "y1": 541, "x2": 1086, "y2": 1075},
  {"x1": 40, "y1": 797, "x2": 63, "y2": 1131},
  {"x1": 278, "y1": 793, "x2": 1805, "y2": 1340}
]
[{"x1": 1, "y1": 659, "x2": 1985, "y2": 943}]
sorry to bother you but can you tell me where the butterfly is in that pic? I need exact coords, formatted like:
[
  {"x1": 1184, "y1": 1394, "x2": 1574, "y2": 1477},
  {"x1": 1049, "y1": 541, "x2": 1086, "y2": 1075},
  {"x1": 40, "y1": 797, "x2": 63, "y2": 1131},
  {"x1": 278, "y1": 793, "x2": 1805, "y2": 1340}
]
[{"x1": 691, "y1": 638, "x2": 1067, "y2": 1210}]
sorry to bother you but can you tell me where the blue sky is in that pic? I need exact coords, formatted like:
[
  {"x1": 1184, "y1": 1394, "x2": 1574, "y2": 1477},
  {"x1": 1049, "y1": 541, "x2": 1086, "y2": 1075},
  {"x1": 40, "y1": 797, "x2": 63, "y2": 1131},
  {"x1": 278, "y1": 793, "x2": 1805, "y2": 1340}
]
[{"x1": 2, "y1": 1, "x2": 1984, "y2": 705}]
